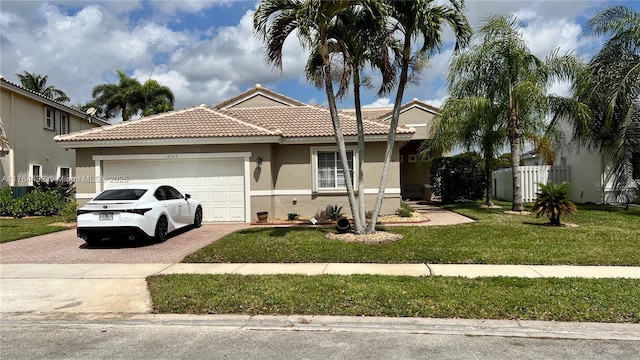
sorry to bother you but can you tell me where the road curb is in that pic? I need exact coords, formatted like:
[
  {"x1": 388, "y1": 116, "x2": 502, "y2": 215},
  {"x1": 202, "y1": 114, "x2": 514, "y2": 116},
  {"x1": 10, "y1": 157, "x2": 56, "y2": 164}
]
[{"x1": 2, "y1": 313, "x2": 638, "y2": 341}]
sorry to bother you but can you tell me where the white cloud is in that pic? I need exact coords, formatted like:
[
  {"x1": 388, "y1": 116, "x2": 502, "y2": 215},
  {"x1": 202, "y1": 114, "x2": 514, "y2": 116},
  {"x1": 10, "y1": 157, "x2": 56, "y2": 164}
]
[
  {"x1": 364, "y1": 98, "x2": 392, "y2": 108},
  {"x1": 0, "y1": 0, "x2": 626, "y2": 114}
]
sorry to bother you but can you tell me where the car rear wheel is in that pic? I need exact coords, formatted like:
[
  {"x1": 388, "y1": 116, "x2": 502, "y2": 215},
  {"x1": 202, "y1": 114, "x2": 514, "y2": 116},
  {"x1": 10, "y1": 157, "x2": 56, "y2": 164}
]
[
  {"x1": 193, "y1": 206, "x2": 203, "y2": 228},
  {"x1": 83, "y1": 236, "x2": 99, "y2": 246},
  {"x1": 155, "y1": 216, "x2": 169, "y2": 242}
]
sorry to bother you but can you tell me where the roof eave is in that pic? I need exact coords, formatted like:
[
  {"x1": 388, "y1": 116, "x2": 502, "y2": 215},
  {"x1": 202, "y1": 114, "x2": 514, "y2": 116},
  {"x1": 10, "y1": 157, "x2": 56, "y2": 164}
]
[{"x1": 55, "y1": 136, "x2": 282, "y2": 149}]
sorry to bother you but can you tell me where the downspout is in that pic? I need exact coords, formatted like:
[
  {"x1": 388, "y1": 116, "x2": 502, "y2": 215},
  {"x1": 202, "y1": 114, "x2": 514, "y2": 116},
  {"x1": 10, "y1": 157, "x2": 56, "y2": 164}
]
[{"x1": 9, "y1": 92, "x2": 15, "y2": 186}]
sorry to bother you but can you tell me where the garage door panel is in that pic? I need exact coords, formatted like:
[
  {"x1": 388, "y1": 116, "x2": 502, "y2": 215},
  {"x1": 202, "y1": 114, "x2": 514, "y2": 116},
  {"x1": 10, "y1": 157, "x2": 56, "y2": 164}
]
[{"x1": 103, "y1": 158, "x2": 246, "y2": 222}]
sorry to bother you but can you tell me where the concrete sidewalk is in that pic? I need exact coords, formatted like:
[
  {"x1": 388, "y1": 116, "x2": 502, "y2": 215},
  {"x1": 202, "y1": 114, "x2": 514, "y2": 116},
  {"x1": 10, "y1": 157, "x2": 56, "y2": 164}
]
[
  {"x1": 2, "y1": 263, "x2": 640, "y2": 279},
  {"x1": 2, "y1": 262, "x2": 639, "y2": 341}
]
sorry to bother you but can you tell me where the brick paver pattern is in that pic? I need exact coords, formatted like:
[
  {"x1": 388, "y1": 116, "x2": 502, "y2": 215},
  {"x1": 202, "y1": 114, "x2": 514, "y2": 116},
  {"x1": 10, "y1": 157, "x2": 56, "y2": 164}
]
[{"x1": 0, "y1": 224, "x2": 249, "y2": 264}]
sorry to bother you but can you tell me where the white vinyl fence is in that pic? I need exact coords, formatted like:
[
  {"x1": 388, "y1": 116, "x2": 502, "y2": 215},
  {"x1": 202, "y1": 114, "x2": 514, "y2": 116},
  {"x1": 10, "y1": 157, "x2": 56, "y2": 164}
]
[{"x1": 492, "y1": 165, "x2": 571, "y2": 203}]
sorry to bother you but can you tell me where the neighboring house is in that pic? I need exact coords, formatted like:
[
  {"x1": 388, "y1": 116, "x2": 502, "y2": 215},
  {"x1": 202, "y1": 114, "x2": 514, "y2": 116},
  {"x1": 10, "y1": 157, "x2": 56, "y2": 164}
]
[
  {"x1": 553, "y1": 101, "x2": 640, "y2": 204},
  {"x1": 55, "y1": 84, "x2": 418, "y2": 223},
  {"x1": 341, "y1": 99, "x2": 439, "y2": 200},
  {"x1": 0, "y1": 76, "x2": 108, "y2": 191},
  {"x1": 495, "y1": 102, "x2": 640, "y2": 205}
]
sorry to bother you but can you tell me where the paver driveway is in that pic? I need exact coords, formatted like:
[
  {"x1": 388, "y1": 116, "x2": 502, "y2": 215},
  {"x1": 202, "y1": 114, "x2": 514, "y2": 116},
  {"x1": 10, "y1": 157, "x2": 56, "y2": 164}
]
[{"x1": 0, "y1": 223, "x2": 249, "y2": 264}]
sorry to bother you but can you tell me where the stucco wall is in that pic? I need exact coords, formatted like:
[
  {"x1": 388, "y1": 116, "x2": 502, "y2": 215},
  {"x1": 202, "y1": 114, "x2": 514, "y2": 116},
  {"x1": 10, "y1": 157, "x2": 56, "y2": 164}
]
[
  {"x1": 74, "y1": 141, "x2": 402, "y2": 219},
  {"x1": 0, "y1": 87, "x2": 95, "y2": 187},
  {"x1": 398, "y1": 107, "x2": 436, "y2": 140}
]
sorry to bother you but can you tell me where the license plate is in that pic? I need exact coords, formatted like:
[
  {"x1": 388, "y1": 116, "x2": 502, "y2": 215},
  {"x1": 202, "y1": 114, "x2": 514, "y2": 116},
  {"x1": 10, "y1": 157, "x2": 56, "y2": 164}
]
[{"x1": 99, "y1": 212, "x2": 113, "y2": 221}]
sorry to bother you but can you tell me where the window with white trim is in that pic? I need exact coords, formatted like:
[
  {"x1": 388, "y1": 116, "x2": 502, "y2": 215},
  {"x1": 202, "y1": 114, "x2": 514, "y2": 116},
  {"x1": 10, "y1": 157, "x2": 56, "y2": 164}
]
[
  {"x1": 311, "y1": 147, "x2": 358, "y2": 192},
  {"x1": 30, "y1": 164, "x2": 42, "y2": 184},
  {"x1": 408, "y1": 154, "x2": 417, "y2": 163},
  {"x1": 44, "y1": 107, "x2": 55, "y2": 130},
  {"x1": 58, "y1": 112, "x2": 70, "y2": 135},
  {"x1": 58, "y1": 166, "x2": 72, "y2": 182}
]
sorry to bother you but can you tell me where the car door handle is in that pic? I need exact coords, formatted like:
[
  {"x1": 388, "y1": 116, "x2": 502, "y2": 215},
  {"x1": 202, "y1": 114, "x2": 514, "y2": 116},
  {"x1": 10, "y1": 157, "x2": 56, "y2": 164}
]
[{"x1": 178, "y1": 203, "x2": 183, "y2": 207}]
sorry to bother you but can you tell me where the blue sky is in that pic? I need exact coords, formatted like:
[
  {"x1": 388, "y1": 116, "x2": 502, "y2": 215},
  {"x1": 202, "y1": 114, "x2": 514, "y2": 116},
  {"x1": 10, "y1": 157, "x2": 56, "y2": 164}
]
[{"x1": 1, "y1": 0, "x2": 638, "y2": 116}]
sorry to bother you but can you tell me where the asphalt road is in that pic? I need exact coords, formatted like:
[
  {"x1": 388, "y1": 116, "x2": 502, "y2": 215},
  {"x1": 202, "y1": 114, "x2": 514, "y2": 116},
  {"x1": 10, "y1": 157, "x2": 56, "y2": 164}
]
[{"x1": 2, "y1": 318, "x2": 639, "y2": 360}]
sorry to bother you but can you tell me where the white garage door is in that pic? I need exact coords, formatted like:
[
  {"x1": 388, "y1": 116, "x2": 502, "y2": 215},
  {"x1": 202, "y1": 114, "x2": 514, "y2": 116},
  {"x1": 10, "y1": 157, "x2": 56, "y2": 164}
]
[{"x1": 102, "y1": 158, "x2": 245, "y2": 222}]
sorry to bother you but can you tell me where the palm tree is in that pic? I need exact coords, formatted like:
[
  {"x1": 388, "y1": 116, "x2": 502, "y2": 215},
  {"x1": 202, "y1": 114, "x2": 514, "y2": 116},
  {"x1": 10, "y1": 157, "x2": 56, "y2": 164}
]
[
  {"x1": 531, "y1": 180, "x2": 577, "y2": 226},
  {"x1": 254, "y1": 0, "x2": 470, "y2": 233},
  {"x1": 91, "y1": 70, "x2": 174, "y2": 121},
  {"x1": 580, "y1": 5, "x2": 640, "y2": 202},
  {"x1": 366, "y1": 0, "x2": 471, "y2": 232},
  {"x1": 139, "y1": 79, "x2": 175, "y2": 117},
  {"x1": 423, "y1": 97, "x2": 507, "y2": 206},
  {"x1": 447, "y1": 15, "x2": 590, "y2": 212},
  {"x1": 255, "y1": 0, "x2": 392, "y2": 233},
  {"x1": 16, "y1": 71, "x2": 70, "y2": 103},
  {"x1": 303, "y1": 4, "x2": 399, "y2": 233}
]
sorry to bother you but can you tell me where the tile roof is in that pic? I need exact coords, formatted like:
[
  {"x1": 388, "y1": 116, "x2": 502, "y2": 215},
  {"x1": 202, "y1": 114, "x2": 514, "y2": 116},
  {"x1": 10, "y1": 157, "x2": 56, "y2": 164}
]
[
  {"x1": 214, "y1": 84, "x2": 307, "y2": 109},
  {"x1": 56, "y1": 103, "x2": 413, "y2": 143},
  {"x1": 56, "y1": 105, "x2": 277, "y2": 142},
  {"x1": 221, "y1": 106, "x2": 413, "y2": 138},
  {"x1": 340, "y1": 99, "x2": 439, "y2": 122},
  {"x1": 340, "y1": 108, "x2": 394, "y2": 121}
]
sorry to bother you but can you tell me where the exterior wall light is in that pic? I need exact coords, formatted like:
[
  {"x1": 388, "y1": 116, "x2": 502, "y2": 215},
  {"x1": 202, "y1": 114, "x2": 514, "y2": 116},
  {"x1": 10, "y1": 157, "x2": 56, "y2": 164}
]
[{"x1": 256, "y1": 156, "x2": 263, "y2": 167}]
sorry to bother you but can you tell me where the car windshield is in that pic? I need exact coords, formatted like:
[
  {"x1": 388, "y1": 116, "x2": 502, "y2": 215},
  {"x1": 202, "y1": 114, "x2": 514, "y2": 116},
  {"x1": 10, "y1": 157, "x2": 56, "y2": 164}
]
[{"x1": 94, "y1": 189, "x2": 147, "y2": 200}]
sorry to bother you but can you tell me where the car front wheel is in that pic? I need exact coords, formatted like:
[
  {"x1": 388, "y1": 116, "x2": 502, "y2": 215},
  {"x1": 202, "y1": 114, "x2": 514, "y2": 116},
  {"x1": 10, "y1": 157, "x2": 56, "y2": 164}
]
[
  {"x1": 155, "y1": 216, "x2": 169, "y2": 242},
  {"x1": 193, "y1": 206, "x2": 203, "y2": 228}
]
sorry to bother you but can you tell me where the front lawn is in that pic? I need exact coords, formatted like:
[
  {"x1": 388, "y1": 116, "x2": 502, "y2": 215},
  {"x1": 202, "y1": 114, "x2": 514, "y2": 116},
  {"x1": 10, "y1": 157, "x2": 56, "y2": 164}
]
[
  {"x1": 0, "y1": 216, "x2": 71, "y2": 244},
  {"x1": 184, "y1": 203, "x2": 640, "y2": 265},
  {"x1": 147, "y1": 274, "x2": 640, "y2": 323}
]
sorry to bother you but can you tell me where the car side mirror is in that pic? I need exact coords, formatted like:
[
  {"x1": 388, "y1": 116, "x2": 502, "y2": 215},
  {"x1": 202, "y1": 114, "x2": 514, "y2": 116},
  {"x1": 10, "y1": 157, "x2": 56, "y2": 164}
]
[{"x1": 185, "y1": 194, "x2": 191, "y2": 200}]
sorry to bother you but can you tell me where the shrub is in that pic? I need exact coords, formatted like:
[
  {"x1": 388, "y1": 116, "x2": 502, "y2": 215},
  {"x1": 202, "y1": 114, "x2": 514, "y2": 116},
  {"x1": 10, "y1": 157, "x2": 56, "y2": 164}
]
[
  {"x1": 7, "y1": 197, "x2": 28, "y2": 218},
  {"x1": 431, "y1": 152, "x2": 485, "y2": 203},
  {"x1": 531, "y1": 181, "x2": 577, "y2": 226},
  {"x1": 395, "y1": 201, "x2": 415, "y2": 217},
  {"x1": 287, "y1": 212, "x2": 299, "y2": 221},
  {"x1": 23, "y1": 189, "x2": 63, "y2": 216},
  {"x1": 0, "y1": 186, "x2": 14, "y2": 216},
  {"x1": 325, "y1": 204, "x2": 344, "y2": 221},
  {"x1": 61, "y1": 200, "x2": 78, "y2": 222},
  {"x1": 32, "y1": 179, "x2": 75, "y2": 200},
  {"x1": 365, "y1": 210, "x2": 373, "y2": 220}
]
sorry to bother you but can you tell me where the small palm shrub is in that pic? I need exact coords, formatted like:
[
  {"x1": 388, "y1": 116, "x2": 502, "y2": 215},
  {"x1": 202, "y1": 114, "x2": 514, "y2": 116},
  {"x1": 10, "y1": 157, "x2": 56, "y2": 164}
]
[
  {"x1": 531, "y1": 181, "x2": 577, "y2": 226},
  {"x1": 325, "y1": 204, "x2": 344, "y2": 221},
  {"x1": 395, "y1": 200, "x2": 415, "y2": 217}
]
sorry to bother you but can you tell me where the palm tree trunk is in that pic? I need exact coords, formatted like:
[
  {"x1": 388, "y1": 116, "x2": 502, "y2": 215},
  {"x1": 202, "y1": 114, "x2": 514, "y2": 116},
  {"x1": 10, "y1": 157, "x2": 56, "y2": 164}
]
[
  {"x1": 366, "y1": 38, "x2": 412, "y2": 234},
  {"x1": 509, "y1": 105, "x2": 524, "y2": 211},
  {"x1": 484, "y1": 147, "x2": 494, "y2": 206},
  {"x1": 353, "y1": 71, "x2": 366, "y2": 233},
  {"x1": 321, "y1": 43, "x2": 361, "y2": 230}
]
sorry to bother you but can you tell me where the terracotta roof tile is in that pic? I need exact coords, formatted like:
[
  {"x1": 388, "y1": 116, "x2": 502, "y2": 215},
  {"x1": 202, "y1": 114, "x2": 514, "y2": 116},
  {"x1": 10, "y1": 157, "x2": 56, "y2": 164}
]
[
  {"x1": 214, "y1": 84, "x2": 306, "y2": 109},
  {"x1": 56, "y1": 105, "x2": 275, "y2": 141},
  {"x1": 340, "y1": 108, "x2": 393, "y2": 121},
  {"x1": 220, "y1": 106, "x2": 413, "y2": 138}
]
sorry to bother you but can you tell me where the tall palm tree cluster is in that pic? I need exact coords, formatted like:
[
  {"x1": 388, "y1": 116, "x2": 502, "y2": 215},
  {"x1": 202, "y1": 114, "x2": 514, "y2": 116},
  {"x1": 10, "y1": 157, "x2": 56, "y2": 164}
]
[
  {"x1": 15, "y1": 70, "x2": 174, "y2": 122},
  {"x1": 425, "y1": 5, "x2": 639, "y2": 210},
  {"x1": 254, "y1": 0, "x2": 471, "y2": 234},
  {"x1": 90, "y1": 70, "x2": 175, "y2": 121}
]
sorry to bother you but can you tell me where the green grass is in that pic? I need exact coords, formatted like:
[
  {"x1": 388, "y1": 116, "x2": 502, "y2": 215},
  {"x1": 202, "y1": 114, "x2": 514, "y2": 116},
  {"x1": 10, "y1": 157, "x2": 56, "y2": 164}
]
[
  {"x1": 0, "y1": 216, "x2": 70, "y2": 243},
  {"x1": 147, "y1": 274, "x2": 640, "y2": 323},
  {"x1": 183, "y1": 202, "x2": 640, "y2": 265}
]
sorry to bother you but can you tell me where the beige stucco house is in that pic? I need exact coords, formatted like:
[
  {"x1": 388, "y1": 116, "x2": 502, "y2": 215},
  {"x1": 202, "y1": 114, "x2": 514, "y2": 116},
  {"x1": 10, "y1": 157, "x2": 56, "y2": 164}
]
[
  {"x1": 0, "y1": 76, "x2": 108, "y2": 191},
  {"x1": 342, "y1": 99, "x2": 439, "y2": 200},
  {"x1": 56, "y1": 84, "x2": 438, "y2": 223}
]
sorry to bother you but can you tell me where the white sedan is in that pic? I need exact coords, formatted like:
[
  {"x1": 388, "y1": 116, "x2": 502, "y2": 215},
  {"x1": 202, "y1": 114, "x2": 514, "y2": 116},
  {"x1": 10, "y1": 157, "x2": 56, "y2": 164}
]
[{"x1": 77, "y1": 184, "x2": 202, "y2": 245}]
